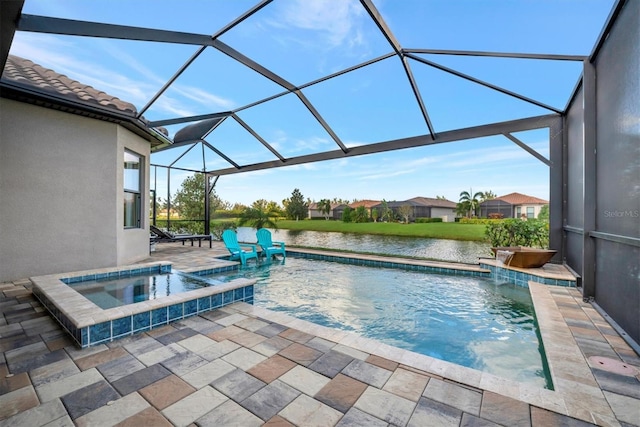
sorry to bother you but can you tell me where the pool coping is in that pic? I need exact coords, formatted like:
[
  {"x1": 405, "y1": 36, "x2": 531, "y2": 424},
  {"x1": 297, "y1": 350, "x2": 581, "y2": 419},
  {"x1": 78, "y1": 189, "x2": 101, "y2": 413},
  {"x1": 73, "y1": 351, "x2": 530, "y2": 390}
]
[{"x1": 30, "y1": 261, "x2": 256, "y2": 348}]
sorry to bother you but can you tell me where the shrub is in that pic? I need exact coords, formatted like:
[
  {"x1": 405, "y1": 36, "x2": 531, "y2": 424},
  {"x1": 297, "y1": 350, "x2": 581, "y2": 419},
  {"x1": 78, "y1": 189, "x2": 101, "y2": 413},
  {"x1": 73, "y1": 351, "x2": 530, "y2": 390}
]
[
  {"x1": 154, "y1": 219, "x2": 205, "y2": 234},
  {"x1": 415, "y1": 217, "x2": 443, "y2": 223},
  {"x1": 342, "y1": 206, "x2": 353, "y2": 223},
  {"x1": 485, "y1": 219, "x2": 549, "y2": 248},
  {"x1": 210, "y1": 221, "x2": 236, "y2": 240},
  {"x1": 460, "y1": 218, "x2": 503, "y2": 225}
]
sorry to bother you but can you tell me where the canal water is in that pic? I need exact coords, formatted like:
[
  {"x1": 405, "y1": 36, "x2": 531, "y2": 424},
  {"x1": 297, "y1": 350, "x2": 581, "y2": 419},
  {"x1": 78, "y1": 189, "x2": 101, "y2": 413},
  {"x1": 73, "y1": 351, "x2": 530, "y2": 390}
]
[{"x1": 236, "y1": 227, "x2": 490, "y2": 264}]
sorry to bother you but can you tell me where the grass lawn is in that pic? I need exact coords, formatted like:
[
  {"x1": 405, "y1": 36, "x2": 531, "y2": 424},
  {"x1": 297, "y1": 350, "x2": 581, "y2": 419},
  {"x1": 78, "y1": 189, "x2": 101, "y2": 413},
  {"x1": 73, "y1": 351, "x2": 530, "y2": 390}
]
[{"x1": 273, "y1": 220, "x2": 486, "y2": 241}]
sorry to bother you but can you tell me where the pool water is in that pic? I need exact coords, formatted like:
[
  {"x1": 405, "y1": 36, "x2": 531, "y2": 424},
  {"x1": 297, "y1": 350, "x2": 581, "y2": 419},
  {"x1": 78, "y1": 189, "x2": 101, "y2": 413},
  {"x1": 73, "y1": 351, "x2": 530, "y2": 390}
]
[
  {"x1": 202, "y1": 257, "x2": 552, "y2": 388},
  {"x1": 70, "y1": 272, "x2": 211, "y2": 309}
]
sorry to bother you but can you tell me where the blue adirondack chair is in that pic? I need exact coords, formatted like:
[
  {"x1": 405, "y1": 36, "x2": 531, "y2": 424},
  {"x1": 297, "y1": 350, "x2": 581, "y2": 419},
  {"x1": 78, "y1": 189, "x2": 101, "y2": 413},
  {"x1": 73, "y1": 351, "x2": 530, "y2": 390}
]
[
  {"x1": 256, "y1": 228, "x2": 286, "y2": 260},
  {"x1": 221, "y1": 229, "x2": 258, "y2": 265}
]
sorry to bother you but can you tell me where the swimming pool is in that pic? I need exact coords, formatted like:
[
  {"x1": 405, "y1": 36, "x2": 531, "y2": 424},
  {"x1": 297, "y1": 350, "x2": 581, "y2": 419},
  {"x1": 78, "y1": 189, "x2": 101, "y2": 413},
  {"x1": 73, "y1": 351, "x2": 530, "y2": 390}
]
[{"x1": 199, "y1": 257, "x2": 552, "y2": 388}]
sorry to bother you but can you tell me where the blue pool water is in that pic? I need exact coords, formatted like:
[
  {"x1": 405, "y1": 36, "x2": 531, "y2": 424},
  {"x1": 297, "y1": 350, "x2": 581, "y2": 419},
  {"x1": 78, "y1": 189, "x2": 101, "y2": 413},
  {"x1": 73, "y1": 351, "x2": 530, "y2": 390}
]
[
  {"x1": 201, "y1": 257, "x2": 552, "y2": 388},
  {"x1": 70, "y1": 272, "x2": 211, "y2": 309}
]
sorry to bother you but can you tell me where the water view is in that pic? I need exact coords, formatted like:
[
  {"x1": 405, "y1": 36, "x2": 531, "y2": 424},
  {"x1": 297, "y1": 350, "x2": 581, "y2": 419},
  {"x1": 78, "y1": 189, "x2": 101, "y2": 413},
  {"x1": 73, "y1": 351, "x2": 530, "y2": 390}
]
[{"x1": 236, "y1": 227, "x2": 490, "y2": 264}]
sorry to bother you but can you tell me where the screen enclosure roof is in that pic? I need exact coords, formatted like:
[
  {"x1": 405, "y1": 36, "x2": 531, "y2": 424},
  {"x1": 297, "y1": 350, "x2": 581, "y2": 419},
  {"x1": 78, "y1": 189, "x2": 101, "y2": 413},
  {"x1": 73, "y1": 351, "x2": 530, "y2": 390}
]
[{"x1": 0, "y1": 0, "x2": 618, "y2": 176}]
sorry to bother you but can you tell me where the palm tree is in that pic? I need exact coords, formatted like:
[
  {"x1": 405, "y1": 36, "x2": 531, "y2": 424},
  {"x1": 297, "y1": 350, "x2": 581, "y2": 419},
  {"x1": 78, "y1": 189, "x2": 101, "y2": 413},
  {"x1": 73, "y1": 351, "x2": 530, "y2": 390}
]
[
  {"x1": 480, "y1": 190, "x2": 496, "y2": 202},
  {"x1": 459, "y1": 189, "x2": 483, "y2": 218},
  {"x1": 317, "y1": 199, "x2": 332, "y2": 220},
  {"x1": 238, "y1": 205, "x2": 278, "y2": 230}
]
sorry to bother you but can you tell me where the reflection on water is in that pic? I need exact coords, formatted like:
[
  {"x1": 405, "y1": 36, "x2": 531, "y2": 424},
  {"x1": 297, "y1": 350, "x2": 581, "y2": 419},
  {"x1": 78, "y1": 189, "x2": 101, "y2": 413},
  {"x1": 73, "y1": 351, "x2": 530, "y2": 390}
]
[
  {"x1": 202, "y1": 258, "x2": 551, "y2": 388},
  {"x1": 236, "y1": 227, "x2": 490, "y2": 264}
]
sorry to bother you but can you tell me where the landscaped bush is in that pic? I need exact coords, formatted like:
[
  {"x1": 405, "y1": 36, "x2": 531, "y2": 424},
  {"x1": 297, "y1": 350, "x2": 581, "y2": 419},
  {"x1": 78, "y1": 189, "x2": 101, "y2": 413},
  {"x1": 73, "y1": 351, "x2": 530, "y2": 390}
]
[
  {"x1": 152, "y1": 219, "x2": 238, "y2": 239},
  {"x1": 415, "y1": 218, "x2": 443, "y2": 223},
  {"x1": 485, "y1": 219, "x2": 549, "y2": 248},
  {"x1": 154, "y1": 219, "x2": 206, "y2": 234},
  {"x1": 210, "y1": 221, "x2": 236, "y2": 240},
  {"x1": 459, "y1": 218, "x2": 504, "y2": 225},
  {"x1": 342, "y1": 207, "x2": 353, "y2": 223},
  {"x1": 213, "y1": 209, "x2": 241, "y2": 219}
]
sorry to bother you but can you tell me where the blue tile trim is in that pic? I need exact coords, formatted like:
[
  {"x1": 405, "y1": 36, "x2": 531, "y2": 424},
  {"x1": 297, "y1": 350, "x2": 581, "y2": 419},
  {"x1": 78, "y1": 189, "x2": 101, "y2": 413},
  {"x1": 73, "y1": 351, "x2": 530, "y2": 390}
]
[
  {"x1": 189, "y1": 265, "x2": 240, "y2": 276},
  {"x1": 287, "y1": 251, "x2": 490, "y2": 279},
  {"x1": 197, "y1": 296, "x2": 211, "y2": 312},
  {"x1": 112, "y1": 316, "x2": 132, "y2": 337},
  {"x1": 184, "y1": 299, "x2": 197, "y2": 317},
  {"x1": 133, "y1": 312, "x2": 150, "y2": 331},
  {"x1": 479, "y1": 263, "x2": 576, "y2": 288},
  {"x1": 223, "y1": 290, "x2": 234, "y2": 305},
  {"x1": 152, "y1": 307, "x2": 168, "y2": 326},
  {"x1": 89, "y1": 321, "x2": 111, "y2": 345},
  {"x1": 168, "y1": 304, "x2": 183, "y2": 321},
  {"x1": 212, "y1": 293, "x2": 223, "y2": 308}
]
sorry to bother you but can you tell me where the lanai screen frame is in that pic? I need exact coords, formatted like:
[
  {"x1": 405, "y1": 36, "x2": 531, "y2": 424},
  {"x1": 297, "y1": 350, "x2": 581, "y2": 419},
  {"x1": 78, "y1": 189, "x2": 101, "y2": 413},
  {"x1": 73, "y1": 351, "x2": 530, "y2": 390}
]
[{"x1": 0, "y1": 0, "x2": 622, "y2": 262}]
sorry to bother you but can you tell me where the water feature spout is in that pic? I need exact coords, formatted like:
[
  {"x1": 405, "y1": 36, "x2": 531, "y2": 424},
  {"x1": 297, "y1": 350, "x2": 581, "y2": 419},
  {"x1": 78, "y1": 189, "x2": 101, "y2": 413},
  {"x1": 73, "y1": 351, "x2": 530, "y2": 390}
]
[{"x1": 496, "y1": 250, "x2": 514, "y2": 266}]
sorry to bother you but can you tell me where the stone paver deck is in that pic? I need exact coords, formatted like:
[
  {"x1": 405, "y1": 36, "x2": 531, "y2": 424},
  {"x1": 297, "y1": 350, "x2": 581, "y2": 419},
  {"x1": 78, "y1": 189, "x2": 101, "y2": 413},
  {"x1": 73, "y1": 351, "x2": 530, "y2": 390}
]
[{"x1": 1, "y1": 242, "x2": 638, "y2": 426}]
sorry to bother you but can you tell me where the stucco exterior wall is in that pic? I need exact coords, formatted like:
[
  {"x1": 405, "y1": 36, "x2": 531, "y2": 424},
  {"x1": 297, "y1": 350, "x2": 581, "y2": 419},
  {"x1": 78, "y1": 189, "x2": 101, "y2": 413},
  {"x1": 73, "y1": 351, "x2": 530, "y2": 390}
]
[
  {"x1": 0, "y1": 99, "x2": 149, "y2": 281},
  {"x1": 431, "y1": 207, "x2": 457, "y2": 221},
  {"x1": 116, "y1": 126, "x2": 151, "y2": 265},
  {"x1": 514, "y1": 204, "x2": 546, "y2": 219}
]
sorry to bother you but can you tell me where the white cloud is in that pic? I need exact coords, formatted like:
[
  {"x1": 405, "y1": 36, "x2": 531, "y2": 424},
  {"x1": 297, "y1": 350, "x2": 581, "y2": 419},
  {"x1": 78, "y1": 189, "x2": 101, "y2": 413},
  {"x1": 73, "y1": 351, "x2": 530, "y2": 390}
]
[
  {"x1": 283, "y1": 0, "x2": 364, "y2": 47},
  {"x1": 357, "y1": 168, "x2": 415, "y2": 181},
  {"x1": 171, "y1": 84, "x2": 235, "y2": 110},
  {"x1": 10, "y1": 33, "x2": 235, "y2": 116},
  {"x1": 270, "y1": 0, "x2": 367, "y2": 51}
]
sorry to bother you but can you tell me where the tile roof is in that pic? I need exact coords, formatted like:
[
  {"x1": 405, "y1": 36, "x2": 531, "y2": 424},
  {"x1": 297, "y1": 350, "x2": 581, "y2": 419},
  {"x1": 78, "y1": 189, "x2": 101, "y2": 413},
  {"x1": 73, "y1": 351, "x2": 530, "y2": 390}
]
[
  {"x1": 349, "y1": 200, "x2": 381, "y2": 208},
  {"x1": 494, "y1": 192, "x2": 548, "y2": 205},
  {"x1": 2, "y1": 54, "x2": 137, "y2": 115},
  {"x1": 408, "y1": 197, "x2": 457, "y2": 208}
]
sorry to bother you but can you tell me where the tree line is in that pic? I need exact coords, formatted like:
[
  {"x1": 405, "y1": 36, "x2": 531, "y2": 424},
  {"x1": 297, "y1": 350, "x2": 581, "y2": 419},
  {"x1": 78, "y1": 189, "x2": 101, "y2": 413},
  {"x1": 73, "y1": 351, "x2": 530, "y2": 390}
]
[{"x1": 152, "y1": 173, "x2": 547, "y2": 229}]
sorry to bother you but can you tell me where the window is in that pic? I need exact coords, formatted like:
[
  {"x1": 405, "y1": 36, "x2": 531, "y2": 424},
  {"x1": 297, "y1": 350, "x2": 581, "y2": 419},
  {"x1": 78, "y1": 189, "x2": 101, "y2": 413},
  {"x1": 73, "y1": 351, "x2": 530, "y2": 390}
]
[
  {"x1": 516, "y1": 207, "x2": 521, "y2": 217},
  {"x1": 124, "y1": 150, "x2": 142, "y2": 228},
  {"x1": 527, "y1": 207, "x2": 535, "y2": 219}
]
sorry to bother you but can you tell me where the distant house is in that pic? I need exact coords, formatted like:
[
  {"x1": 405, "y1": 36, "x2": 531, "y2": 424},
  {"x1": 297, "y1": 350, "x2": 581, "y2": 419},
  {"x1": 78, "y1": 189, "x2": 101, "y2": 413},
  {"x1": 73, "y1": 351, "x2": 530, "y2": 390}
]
[
  {"x1": 349, "y1": 200, "x2": 381, "y2": 211},
  {"x1": 371, "y1": 197, "x2": 457, "y2": 222},
  {"x1": 408, "y1": 197, "x2": 457, "y2": 222},
  {"x1": 308, "y1": 202, "x2": 347, "y2": 220},
  {"x1": 479, "y1": 192, "x2": 548, "y2": 219},
  {"x1": 348, "y1": 200, "x2": 381, "y2": 217}
]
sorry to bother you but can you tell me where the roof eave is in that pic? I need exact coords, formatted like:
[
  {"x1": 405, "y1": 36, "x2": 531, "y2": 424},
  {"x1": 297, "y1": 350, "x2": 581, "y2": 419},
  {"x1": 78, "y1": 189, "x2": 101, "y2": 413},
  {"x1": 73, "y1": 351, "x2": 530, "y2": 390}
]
[{"x1": 0, "y1": 80, "x2": 172, "y2": 148}]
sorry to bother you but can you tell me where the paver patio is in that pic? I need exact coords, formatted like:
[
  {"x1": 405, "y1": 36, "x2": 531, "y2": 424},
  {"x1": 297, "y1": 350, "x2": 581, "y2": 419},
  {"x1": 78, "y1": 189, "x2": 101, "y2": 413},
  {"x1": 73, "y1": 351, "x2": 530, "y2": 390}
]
[{"x1": 1, "y1": 242, "x2": 638, "y2": 426}]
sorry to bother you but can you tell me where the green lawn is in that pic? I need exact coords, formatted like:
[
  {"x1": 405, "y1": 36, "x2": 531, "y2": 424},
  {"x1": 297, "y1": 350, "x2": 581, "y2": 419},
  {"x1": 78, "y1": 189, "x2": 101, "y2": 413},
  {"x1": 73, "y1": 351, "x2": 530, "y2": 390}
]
[{"x1": 273, "y1": 220, "x2": 486, "y2": 241}]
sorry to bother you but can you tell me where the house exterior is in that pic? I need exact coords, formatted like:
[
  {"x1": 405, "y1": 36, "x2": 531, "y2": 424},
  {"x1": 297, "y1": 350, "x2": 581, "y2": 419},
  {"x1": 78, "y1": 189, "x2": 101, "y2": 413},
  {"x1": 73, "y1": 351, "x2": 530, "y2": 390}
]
[
  {"x1": 0, "y1": 55, "x2": 168, "y2": 282},
  {"x1": 479, "y1": 192, "x2": 548, "y2": 219},
  {"x1": 348, "y1": 200, "x2": 381, "y2": 215},
  {"x1": 370, "y1": 197, "x2": 457, "y2": 222},
  {"x1": 307, "y1": 202, "x2": 347, "y2": 220},
  {"x1": 408, "y1": 197, "x2": 457, "y2": 222}
]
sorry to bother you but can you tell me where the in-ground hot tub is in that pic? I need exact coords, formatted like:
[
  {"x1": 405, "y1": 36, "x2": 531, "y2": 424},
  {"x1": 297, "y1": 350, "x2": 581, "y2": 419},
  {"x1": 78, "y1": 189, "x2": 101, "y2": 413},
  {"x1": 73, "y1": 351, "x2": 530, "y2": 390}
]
[
  {"x1": 491, "y1": 246, "x2": 557, "y2": 268},
  {"x1": 31, "y1": 262, "x2": 255, "y2": 348}
]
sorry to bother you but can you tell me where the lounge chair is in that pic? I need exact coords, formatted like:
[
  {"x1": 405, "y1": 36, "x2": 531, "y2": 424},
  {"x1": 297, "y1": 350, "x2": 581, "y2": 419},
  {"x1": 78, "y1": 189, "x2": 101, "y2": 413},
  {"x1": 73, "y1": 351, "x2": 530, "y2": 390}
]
[
  {"x1": 256, "y1": 228, "x2": 286, "y2": 260},
  {"x1": 150, "y1": 225, "x2": 212, "y2": 248},
  {"x1": 221, "y1": 229, "x2": 258, "y2": 265}
]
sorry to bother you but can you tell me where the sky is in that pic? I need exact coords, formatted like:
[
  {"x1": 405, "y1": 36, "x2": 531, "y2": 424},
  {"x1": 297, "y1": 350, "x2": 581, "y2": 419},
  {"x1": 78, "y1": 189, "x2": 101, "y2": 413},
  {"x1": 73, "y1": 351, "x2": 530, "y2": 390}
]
[{"x1": 10, "y1": 0, "x2": 615, "y2": 206}]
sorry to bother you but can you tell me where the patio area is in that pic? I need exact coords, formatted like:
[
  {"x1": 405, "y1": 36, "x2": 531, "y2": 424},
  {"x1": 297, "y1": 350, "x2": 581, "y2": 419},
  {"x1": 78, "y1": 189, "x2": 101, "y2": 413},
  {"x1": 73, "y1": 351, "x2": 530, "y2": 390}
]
[{"x1": 1, "y1": 242, "x2": 638, "y2": 426}]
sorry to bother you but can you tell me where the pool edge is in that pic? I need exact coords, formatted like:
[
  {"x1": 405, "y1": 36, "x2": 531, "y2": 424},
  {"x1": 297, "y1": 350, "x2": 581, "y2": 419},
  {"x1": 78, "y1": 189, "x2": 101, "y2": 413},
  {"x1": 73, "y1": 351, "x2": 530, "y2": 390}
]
[{"x1": 31, "y1": 261, "x2": 256, "y2": 348}]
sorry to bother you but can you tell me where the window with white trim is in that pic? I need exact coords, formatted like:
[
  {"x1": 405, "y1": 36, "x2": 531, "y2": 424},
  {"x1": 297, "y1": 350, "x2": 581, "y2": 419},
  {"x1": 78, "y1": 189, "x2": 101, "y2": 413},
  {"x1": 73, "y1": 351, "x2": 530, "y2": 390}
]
[{"x1": 124, "y1": 150, "x2": 142, "y2": 228}]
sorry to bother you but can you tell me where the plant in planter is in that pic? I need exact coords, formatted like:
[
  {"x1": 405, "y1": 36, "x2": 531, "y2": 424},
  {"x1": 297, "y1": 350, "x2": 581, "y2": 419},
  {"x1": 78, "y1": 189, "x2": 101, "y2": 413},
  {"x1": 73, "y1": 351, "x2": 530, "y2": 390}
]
[{"x1": 485, "y1": 219, "x2": 549, "y2": 248}]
